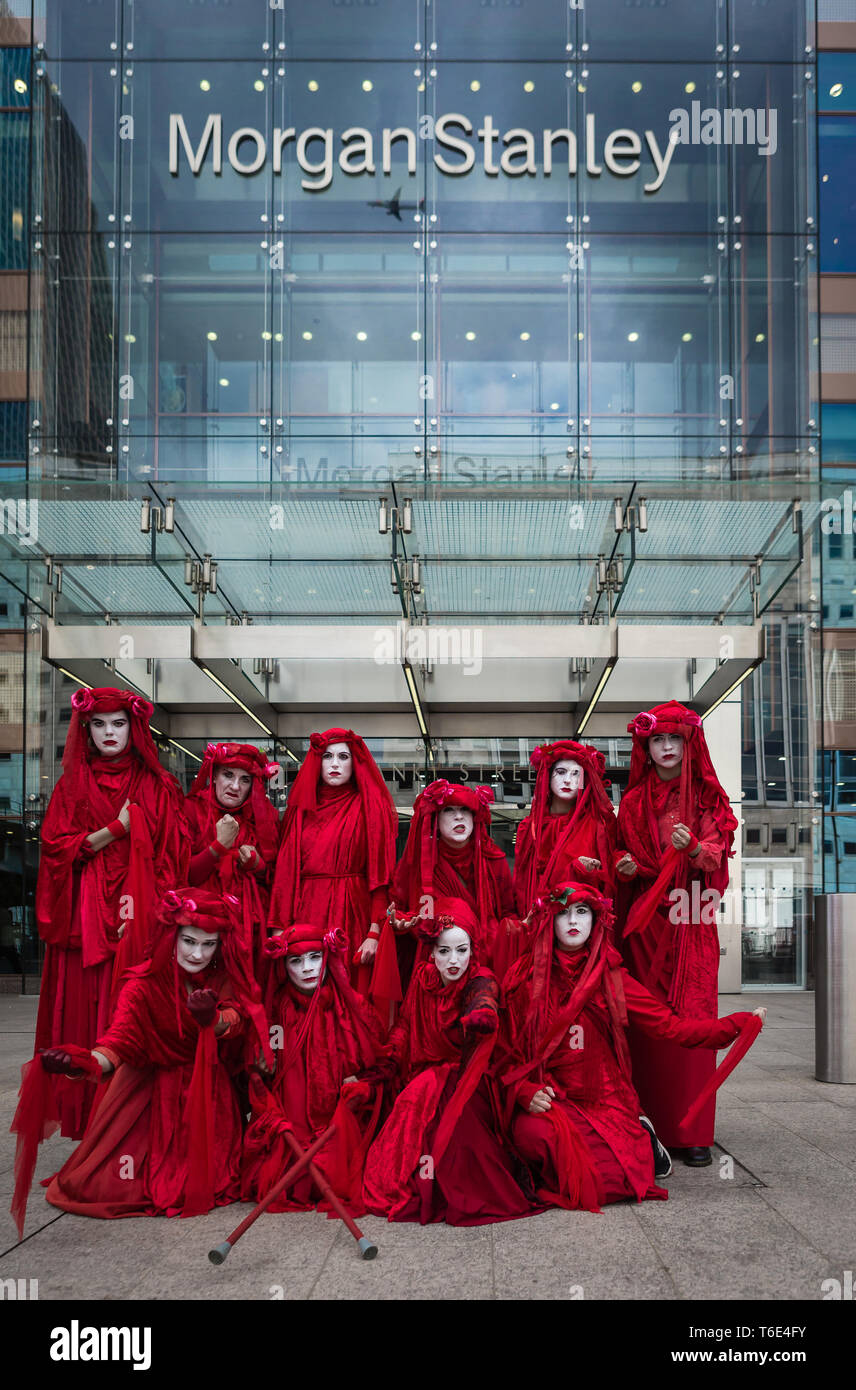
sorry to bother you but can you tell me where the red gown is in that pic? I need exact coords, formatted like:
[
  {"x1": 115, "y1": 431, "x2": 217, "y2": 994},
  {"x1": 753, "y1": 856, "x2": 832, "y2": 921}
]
[
  {"x1": 618, "y1": 776, "x2": 731, "y2": 1148},
  {"x1": 270, "y1": 783, "x2": 391, "y2": 990},
  {"x1": 185, "y1": 797, "x2": 273, "y2": 978},
  {"x1": 241, "y1": 970, "x2": 385, "y2": 1213},
  {"x1": 502, "y1": 947, "x2": 754, "y2": 1207},
  {"x1": 35, "y1": 750, "x2": 186, "y2": 1138},
  {"x1": 362, "y1": 963, "x2": 533, "y2": 1226},
  {"x1": 44, "y1": 961, "x2": 247, "y2": 1218}
]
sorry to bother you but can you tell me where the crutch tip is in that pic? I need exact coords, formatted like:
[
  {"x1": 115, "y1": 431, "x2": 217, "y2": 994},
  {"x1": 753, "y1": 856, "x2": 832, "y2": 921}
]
[
  {"x1": 358, "y1": 1236, "x2": 378, "y2": 1260},
  {"x1": 208, "y1": 1242, "x2": 232, "y2": 1266}
]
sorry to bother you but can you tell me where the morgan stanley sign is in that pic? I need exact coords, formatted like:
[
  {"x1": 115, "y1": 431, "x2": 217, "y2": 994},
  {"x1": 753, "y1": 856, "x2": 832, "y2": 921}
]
[{"x1": 168, "y1": 105, "x2": 777, "y2": 194}]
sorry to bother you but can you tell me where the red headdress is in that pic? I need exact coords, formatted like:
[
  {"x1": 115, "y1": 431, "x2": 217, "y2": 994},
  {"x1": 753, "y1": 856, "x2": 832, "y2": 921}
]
[
  {"x1": 623, "y1": 701, "x2": 737, "y2": 899},
  {"x1": 414, "y1": 894, "x2": 481, "y2": 949},
  {"x1": 278, "y1": 728, "x2": 398, "y2": 893},
  {"x1": 516, "y1": 740, "x2": 616, "y2": 907},
  {"x1": 264, "y1": 919, "x2": 379, "y2": 1072},
  {"x1": 63, "y1": 686, "x2": 173, "y2": 787},
  {"x1": 394, "y1": 780, "x2": 502, "y2": 925},
  {"x1": 188, "y1": 741, "x2": 280, "y2": 862}
]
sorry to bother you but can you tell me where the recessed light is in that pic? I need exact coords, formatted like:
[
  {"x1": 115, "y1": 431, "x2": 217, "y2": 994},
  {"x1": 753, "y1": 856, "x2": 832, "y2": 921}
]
[
  {"x1": 550, "y1": 402, "x2": 559, "y2": 410},
  {"x1": 520, "y1": 331, "x2": 530, "y2": 341},
  {"x1": 274, "y1": 332, "x2": 283, "y2": 342},
  {"x1": 685, "y1": 81, "x2": 696, "y2": 94},
  {"x1": 308, "y1": 80, "x2": 319, "y2": 92},
  {"x1": 830, "y1": 83, "x2": 844, "y2": 98},
  {"x1": 682, "y1": 332, "x2": 693, "y2": 342},
  {"x1": 755, "y1": 333, "x2": 765, "y2": 342},
  {"x1": 356, "y1": 331, "x2": 368, "y2": 341},
  {"x1": 124, "y1": 333, "x2": 136, "y2": 343},
  {"x1": 523, "y1": 80, "x2": 535, "y2": 93},
  {"x1": 199, "y1": 79, "x2": 211, "y2": 92},
  {"x1": 206, "y1": 331, "x2": 217, "y2": 341},
  {"x1": 627, "y1": 331, "x2": 639, "y2": 342},
  {"x1": 362, "y1": 80, "x2": 373, "y2": 92},
  {"x1": 465, "y1": 331, "x2": 476, "y2": 341},
  {"x1": 254, "y1": 79, "x2": 264, "y2": 92},
  {"x1": 261, "y1": 331, "x2": 272, "y2": 340},
  {"x1": 411, "y1": 331, "x2": 422, "y2": 340},
  {"x1": 470, "y1": 80, "x2": 481, "y2": 92},
  {"x1": 218, "y1": 377, "x2": 229, "y2": 386},
  {"x1": 631, "y1": 81, "x2": 642, "y2": 93},
  {"x1": 302, "y1": 331, "x2": 313, "y2": 341}
]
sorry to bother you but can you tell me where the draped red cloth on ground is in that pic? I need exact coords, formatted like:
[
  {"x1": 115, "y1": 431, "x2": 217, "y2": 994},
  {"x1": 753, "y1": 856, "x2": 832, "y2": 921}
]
[
  {"x1": 38, "y1": 890, "x2": 270, "y2": 1220},
  {"x1": 513, "y1": 741, "x2": 619, "y2": 916},
  {"x1": 270, "y1": 729, "x2": 398, "y2": 1004},
  {"x1": 33, "y1": 689, "x2": 186, "y2": 1139},
  {"x1": 391, "y1": 780, "x2": 517, "y2": 983},
  {"x1": 241, "y1": 924, "x2": 386, "y2": 1213},
  {"x1": 362, "y1": 956, "x2": 533, "y2": 1226},
  {"x1": 184, "y1": 742, "x2": 281, "y2": 979},
  {"x1": 497, "y1": 880, "x2": 758, "y2": 1206},
  {"x1": 617, "y1": 703, "x2": 739, "y2": 1147}
]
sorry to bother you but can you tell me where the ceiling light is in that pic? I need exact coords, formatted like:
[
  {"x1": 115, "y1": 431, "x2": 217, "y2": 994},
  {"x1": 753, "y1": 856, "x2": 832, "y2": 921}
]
[
  {"x1": 550, "y1": 402, "x2": 559, "y2": 410},
  {"x1": 822, "y1": 173, "x2": 829, "y2": 182},
  {"x1": 520, "y1": 331, "x2": 530, "y2": 341},
  {"x1": 199, "y1": 79, "x2": 211, "y2": 92},
  {"x1": 465, "y1": 331, "x2": 476, "y2": 341},
  {"x1": 254, "y1": 79, "x2": 264, "y2": 92},
  {"x1": 631, "y1": 81, "x2": 642, "y2": 93},
  {"x1": 307, "y1": 80, "x2": 319, "y2": 92},
  {"x1": 302, "y1": 330, "x2": 313, "y2": 340},
  {"x1": 411, "y1": 331, "x2": 422, "y2": 340},
  {"x1": 124, "y1": 333, "x2": 136, "y2": 343},
  {"x1": 274, "y1": 332, "x2": 283, "y2": 342},
  {"x1": 578, "y1": 331, "x2": 584, "y2": 340},
  {"x1": 218, "y1": 377, "x2": 229, "y2": 386},
  {"x1": 362, "y1": 79, "x2": 373, "y2": 92},
  {"x1": 685, "y1": 81, "x2": 696, "y2": 93},
  {"x1": 206, "y1": 331, "x2": 217, "y2": 341},
  {"x1": 523, "y1": 80, "x2": 535, "y2": 92},
  {"x1": 830, "y1": 83, "x2": 843, "y2": 97},
  {"x1": 755, "y1": 332, "x2": 765, "y2": 342},
  {"x1": 627, "y1": 331, "x2": 639, "y2": 342},
  {"x1": 682, "y1": 332, "x2": 693, "y2": 342},
  {"x1": 13, "y1": 78, "x2": 28, "y2": 94},
  {"x1": 470, "y1": 80, "x2": 481, "y2": 92},
  {"x1": 261, "y1": 331, "x2": 272, "y2": 340},
  {"x1": 356, "y1": 330, "x2": 368, "y2": 341}
]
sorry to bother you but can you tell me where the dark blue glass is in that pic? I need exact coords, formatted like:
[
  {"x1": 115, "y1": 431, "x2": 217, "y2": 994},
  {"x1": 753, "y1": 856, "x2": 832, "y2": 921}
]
[{"x1": 819, "y1": 116, "x2": 856, "y2": 272}]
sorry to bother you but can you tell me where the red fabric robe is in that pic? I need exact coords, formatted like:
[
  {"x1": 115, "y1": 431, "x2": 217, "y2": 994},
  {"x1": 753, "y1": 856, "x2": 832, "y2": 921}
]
[
  {"x1": 362, "y1": 963, "x2": 533, "y2": 1226},
  {"x1": 241, "y1": 971, "x2": 385, "y2": 1213},
  {"x1": 501, "y1": 947, "x2": 754, "y2": 1207},
  {"x1": 44, "y1": 961, "x2": 247, "y2": 1219},
  {"x1": 35, "y1": 751, "x2": 186, "y2": 1138},
  {"x1": 514, "y1": 798, "x2": 619, "y2": 914},
  {"x1": 270, "y1": 783, "x2": 391, "y2": 992},
  {"x1": 617, "y1": 774, "x2": 730, "y2": 1147},
  {"x1": 184, "y1": 795, "x2": 275, "y2": 980}
]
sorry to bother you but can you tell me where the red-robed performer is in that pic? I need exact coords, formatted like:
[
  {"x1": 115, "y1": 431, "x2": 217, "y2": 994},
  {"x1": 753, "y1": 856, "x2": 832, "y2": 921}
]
[
  {"x1": 34, "y1": 687, "x2": 186, "y2": 1139},
  {"x1": 241, "y1": 921, "x2": 386, "y2": 1214},
  {"x1": 498, "y1": 881, "x2": 765, "y2": 1211},
  {"x1": 184, "y1": 741, "x2": 280, "y2": 976},
  {"x1": 362, "y1": 898, "x2": 534, "y2": 1227},
  {"x1": 268, "y1": 729, "x2": 399, "y2": 1007},
  {"x1": 10, "y1": 888, "x2": 273, "y2": 1232},
  {"x1": 389, "y1": 779, "x2": 518, "y2": 988},
  {"x1": 616, "y1": 702, "x2": 739, "y2": 1166},
  {"x1": 513, "y1": 740, "x2": 619, "y2": 917}
]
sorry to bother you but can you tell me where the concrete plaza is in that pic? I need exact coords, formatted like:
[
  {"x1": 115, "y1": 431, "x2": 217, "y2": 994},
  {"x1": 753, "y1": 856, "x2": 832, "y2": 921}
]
[{"x1": 1, "y1": 990, "x2": 854, "y2": 1302}]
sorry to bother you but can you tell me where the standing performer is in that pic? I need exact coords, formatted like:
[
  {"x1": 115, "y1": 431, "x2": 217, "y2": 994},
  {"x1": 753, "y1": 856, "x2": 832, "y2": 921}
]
[
  {"x1": 241, "y1": 921, "x2": 385, "y2": 1214},
  {"x1": 269, "y1": 729, "x2": 399, "y2": 1004},
  {"x1": 513, "y1": 740, "x2": 618, "y2": 916},
  {"x1": 390, "y1": 779, "x2": 516, "y2": 985},
  {"x1": 616, "y1": 702, "x2": 739, "y2": 1166},
  {"x1": 33, "y1": 687, "x2": 186, "y2": 1138},
  {"x1": 362, "y1": 898, "x2": 533, "y2": 1226},
  {"x1": 183, "y1": 742, "x2": 280, "y2": 976},
  {"x1": 11, "y1": 888, "x2": 272, "y2": 1229},
  {"x1": 498, "y1": 882, "x2": 764, "y2": 1210}
]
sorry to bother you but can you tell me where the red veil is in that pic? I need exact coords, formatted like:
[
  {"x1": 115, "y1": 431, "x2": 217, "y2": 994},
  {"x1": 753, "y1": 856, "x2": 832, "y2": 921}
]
[
  {"x1": 513, "y1": 739, "x2": 618, "y2": 913},
  {"x1": 618, "y1": 702, "x2": 738, "y2": 942}
]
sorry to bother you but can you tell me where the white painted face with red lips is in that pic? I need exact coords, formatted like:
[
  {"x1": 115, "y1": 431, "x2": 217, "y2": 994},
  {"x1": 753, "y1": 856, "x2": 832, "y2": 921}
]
[
  {"x1": 88, "y1": 710, "x2": 130, "y2": 756},
  {"x1": 553, "y1": 902, "x2": 594, "y2": 952},
  {"x1": 320, "y1": 742, "x2": 353, "y2": 787},
  {"x1": 550, "y1": 760, "x2": 585, "y2": 802},
  {"x1": 437, "y1": 805, "x2": 474, "y2": 847},
  {"x1": 286, "y1": 950, "x2": 325, "y2": 994},
  {"x1": 432, "y1": 926, "x2": 472, "y2": 985},
  {"x1": 214, "y1": 765, "x2": 252, "y2": 810}
]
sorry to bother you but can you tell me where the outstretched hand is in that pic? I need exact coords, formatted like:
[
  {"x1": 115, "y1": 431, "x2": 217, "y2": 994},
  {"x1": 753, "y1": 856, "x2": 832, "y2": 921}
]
[
  {"x1": 40, "y1": 1047, "x2": 86, "y2": 1078},
  {"x1": 187, "y1": 988, "x2": 219, "y2": 1027}
]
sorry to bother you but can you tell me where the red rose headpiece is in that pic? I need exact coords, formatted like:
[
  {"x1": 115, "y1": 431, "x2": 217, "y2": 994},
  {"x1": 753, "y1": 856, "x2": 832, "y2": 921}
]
[
  {"x1": 515, "y1": 740, "x2": 616, "y2": 912},
  {"x1": 393, "y1": 779, "x2": 505, "y2": 930},
  {"x1": 415, "y1": 895, "x2": 480, "y2": 945},
  {"x1": 61, "y1": 685, "x2": 175, "y2": 790}
]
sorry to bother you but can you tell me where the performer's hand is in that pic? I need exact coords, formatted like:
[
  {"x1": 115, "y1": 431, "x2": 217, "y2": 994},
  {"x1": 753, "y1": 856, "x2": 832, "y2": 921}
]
[
  {"x1": 341, "y1": 1077, "x2": 373, "y2": 1107},
  {"x1": 528, "y1": 1086, "x2": 555, "y2": 1115},
  {"x1": 616, "y1": 854, "x2": 638, "y2": 878},
  {"x1": 752, "y1": 1007, "x2": 767, "y2": 1024},
  {"x1": 187, "y1": 988, "x2": 219, "y2": 1027},
  {"x1": 117, "y1": 798, "x2": 132, "y2": 832},
  {"x1": 215, "y1": 814, "x2": 240, "y2": 849},
  {"x1": 671, "y1": 823, "x2": 693, "y2": 850},
  {"x1": 461, "y1": 1006, "x2": 498, "y2": 1036},
  {"x1": 237, "y1": 844, "x2": 257, "y2": 866},
  {"x1": 40, "y1": 1047, "x2": 86, "y2": 1078},
  {"x1": 577, "y1": 855, "x2": 601, "y2": 872},
  {"x1": 116, "y1": 922, "x2": 126, "y2": 940},
  {"x1": 355, "y1": 935, "x2": 378, "y2": 964},
  {"x1": 255, "y1": 1049, "x2": 275, "y2": 1076}
]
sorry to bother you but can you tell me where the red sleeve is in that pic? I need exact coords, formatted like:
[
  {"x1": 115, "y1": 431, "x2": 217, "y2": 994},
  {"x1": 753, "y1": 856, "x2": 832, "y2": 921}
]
[
  {"x1": 690, "y1": 805, "x2": 726, "y2": 875},
  {"x1": 623, "y1": 972, "x2": 749, "y2": 1048},
  {"x1": 94, "y1": 976, "x2": 153, "y2": 1068},
  {"x1": 187, "y1": 846, "x2": 218, "y2": 887},
  {"x1": 369, "y1": 884, "x2": 389, "y2": 933}
]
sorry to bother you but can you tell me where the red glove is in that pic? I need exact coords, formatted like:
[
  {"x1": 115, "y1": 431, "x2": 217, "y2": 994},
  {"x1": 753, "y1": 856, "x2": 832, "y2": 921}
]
[
  {"x1": 341, "y1": 1079, "x2": 373, "y2": 1107},
  {"x1": 686, "y1": 832, "x2": 700, "y2": 853},
  {"x1": 40, "y1": 1047, "x2": 86, "y2": 1077},
  {"x1": 187, "y1": 988, "x2": 219, "y2": 1028},
  {"x1": 460, "y1": 1006, "x2": 498, "y2": 1037}
]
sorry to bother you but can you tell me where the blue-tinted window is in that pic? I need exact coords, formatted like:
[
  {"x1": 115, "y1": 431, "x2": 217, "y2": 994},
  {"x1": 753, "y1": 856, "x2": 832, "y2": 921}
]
[
  {"x1": 819, "y1": 54, "x2": 856, "y2": 113},
  {"x1": 819, "y1": 116, "x2": 856, "y2": 272},
  {"x1": 0, "y1": 112, "x2": 29, "y2": 270},
  {"x1": 0, "y1": 402, "x2": 27, "y2": 463},
  {"x1": 0, "y1": 47, "x2": 29, "y2": 109},
  {"x1": 822, "y1": 403, "x2": 856, "y2": 463}
]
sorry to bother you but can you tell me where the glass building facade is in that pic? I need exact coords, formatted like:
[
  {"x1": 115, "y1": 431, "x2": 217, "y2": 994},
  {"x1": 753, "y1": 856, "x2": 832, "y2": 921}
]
[{"x1": 0, "y1": 0, "x2": 853, "y2": 991}]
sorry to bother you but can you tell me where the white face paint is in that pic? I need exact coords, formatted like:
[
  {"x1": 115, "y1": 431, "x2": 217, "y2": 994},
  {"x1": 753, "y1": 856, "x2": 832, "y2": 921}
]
[
  {"x1": 648, "y1": 732, "x2": 684, "y2": 771},
  {"x1": 550, "y1": 760, "x2": 585, "y2": 803},
  {"x1": 553, "y1": 902, "x2": 594, "y2": 953},
  {"x1": 285, "y1": 949, "x2": 325, "y2": 994},
  {"x1": 437, "y1": 805, "x2": 474, "y2": 847},
  {"x1": 214, "y1": 765, "x2": 252, "y2": 810},
  {"x1": 175, "y1": 925, "x2": 219, "y2": 974},
  {"x1": 320, "y1": 742, "x2": 353, "y2": 787},
  {"x1": 432, "y1": 925, "x2": 472, "y2": 985},
  {"x1": 88, "y1": 710, "x2": 130, "y2": 757}
]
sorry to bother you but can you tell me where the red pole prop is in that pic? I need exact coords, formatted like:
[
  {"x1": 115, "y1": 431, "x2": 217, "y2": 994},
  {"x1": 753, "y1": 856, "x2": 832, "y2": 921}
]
[{"x1": 281, "y1": 1130, "x2": 378, "y2": 1260}]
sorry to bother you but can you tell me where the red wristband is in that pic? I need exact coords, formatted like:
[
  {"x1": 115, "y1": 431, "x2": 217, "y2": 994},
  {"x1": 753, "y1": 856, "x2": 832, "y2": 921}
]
[
  {"x1": 107, "y1": 818, "x2": 126, "y2": 840},
  {"x1": 209, "y1": 838, "x2": 230, "y2": 858},
  {"x1": 686, "y1": 833, "x2": 700, "y2": 853}
]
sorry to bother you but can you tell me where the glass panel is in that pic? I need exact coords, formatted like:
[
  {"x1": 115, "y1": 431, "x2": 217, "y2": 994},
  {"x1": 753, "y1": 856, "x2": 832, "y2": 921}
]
[
  {"x1": 819, "y1": 116, "x2": 856, "y2": 271},
  {"x1": 730, "y1": 0, "x2": 813, "y2": 63},
  {"x1": 0, "y1": 113, "x2": 29, "y2": 269}
]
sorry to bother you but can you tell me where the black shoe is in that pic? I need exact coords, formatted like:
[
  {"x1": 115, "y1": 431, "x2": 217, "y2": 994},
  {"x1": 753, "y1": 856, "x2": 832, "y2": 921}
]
[
  {"x1": 682, "y1": 1146, "x2": 713, "y2": 1167},
  {"x1": 639, "y1": 1115, "x2": 672, "y2": 1178}
]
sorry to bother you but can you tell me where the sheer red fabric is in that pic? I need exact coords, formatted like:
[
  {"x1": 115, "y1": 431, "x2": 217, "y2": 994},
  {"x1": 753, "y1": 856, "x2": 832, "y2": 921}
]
[
  {"x1": 362, "y1": 954, "x2": 534, "y2": 1226},
  {"x1": 34, "y1": 688, "x2": 186, "y2": 1137},
  {"x1": 617, "y1": 703, "x2": 739, "y2": 1146},
  {"x1": 185, "y1": 742, "x2": 281, "y2": 977},
  {"x1": 497, "y1": 880, "x2": 758, "y2": 1205},
  {"x1": 391, "y1": 780, "x2": 516, "y2": 981},
  {"x1": 513, "y1": 741, "x2": 619, "y2": 915},
  {"x1": 40, "y1": 890, "x2": 269, "y2": 1220},
  {"x1": 241, "y1": 924, "x2": 385, "y2": 1213},
  {"x1": 269, "y1": 729, "x2": 399, "y2": 1003}
]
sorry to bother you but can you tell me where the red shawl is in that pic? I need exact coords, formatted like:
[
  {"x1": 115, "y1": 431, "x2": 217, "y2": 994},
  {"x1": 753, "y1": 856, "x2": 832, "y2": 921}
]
[{"x1": 514, "y1": 740, "x2": 617, "y2": 914}]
